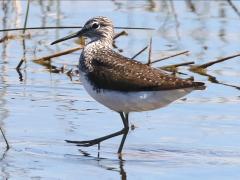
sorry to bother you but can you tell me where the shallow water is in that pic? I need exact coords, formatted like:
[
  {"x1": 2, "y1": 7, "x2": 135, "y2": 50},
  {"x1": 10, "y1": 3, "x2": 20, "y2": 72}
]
[{"x1": 0, "y1": 1, "x2": 240, "y2": 179}]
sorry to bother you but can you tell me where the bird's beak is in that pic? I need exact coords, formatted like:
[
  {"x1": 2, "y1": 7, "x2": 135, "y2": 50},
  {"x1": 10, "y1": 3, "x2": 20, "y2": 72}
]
[{"x1": 51, "y1": 28, "x2": 86, "y2": 45}]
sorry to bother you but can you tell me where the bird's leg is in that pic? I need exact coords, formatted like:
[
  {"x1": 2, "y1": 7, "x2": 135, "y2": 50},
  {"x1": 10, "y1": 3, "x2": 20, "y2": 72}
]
[
  {"x1": 65, "y1": 112, "x2": 129, "y2": 148},
  {"x1": 66, "y1": 129, "x2": 126, "y2": 147},
  {"x1": 0, "y1": 127, "x2": 9, "y2": 150},
  {"x1": 118, "y1": 112, "x2": 129, "y2": 154}
]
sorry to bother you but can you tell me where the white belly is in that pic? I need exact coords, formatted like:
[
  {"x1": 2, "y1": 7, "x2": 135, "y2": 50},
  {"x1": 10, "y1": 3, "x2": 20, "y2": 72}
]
[{"x1": 80, "y1": 74, "x2": 193, "y2": 112}]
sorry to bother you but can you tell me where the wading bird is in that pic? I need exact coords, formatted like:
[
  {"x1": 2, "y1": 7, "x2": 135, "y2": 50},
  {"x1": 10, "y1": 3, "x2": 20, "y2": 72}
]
[{"x1": 51, "y1": 16, "x2": 205, "y2": 154}]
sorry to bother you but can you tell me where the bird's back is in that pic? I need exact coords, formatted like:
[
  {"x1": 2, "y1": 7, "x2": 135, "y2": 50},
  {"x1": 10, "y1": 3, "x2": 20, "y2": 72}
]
[{"x1": 80, "y1": 47, "x2": 205, "y2": 92}]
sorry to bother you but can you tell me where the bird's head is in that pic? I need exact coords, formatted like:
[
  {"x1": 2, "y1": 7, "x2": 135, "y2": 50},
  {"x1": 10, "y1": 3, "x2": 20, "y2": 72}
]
[{"x1": 51, "y1": 16, "x2": 114, "y2": 46}]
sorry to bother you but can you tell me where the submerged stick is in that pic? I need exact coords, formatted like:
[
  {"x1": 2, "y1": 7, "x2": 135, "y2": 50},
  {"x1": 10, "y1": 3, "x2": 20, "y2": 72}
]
[
  {"x1": 16, "y1": 68, "x2": 23, "y2": 81},
  {"x1": 23, "y1": 0, "x2": 30, "y2": 34},
  {"x1": 189, "y1": 53, "x2": 240, "y2": 91},
  {"x1": 0, "y1": 26, "x2": 154, "y2": 32},
  {"x1": 149, "y1": 50, "x2": 189, "y2": 65},
  {"x1": 33, "y1": 46, "x2": 84, "y2": 62},
  {"x1": 16, "y1": 0, "x2": 30, "y2": 70},
  {"x1": 114, "y1": 31, "x2": 128, "y2": 40},
  {"x1": 0, "y1": 34, "x2": 31, "y2": 43},
  {"x1": 0, "y1": 127, "x2": 9, "y2": 150},
  {"x1": 170, "y1": 0, "x2": 180, "y2": 40},
  {"x1": 16, "y1": 58, "x2": 25, "y2": 69},
  {"x1": 34, "y1": 31, "x2": 126, "y2": 62},
  {"x1": 227, "y1": 0, "x2": 240, "y2": 18},
  {"x1": 112, "y1": 31, "x2": 128, "y2": 52},
  {"x1": 160, "y1": 61, "x2": 195, "y2": 73},
  {"x1": 191, "y1": 52, "x2": 240, "y2": 69},
  {"x1": 131, "y1": 45, "x2": 148, "y2": 59},
  {"x1": 147, "y1": 37, "x2": 152, "y2": 65},
  {"x1": 192, "y1": 70, "x2": 240, "y2": 90},
  {"x1": 160, "y1": 61, "x2": 195, "y2": 69},
  {"x1": 0, "y1": 35, "x2": 15, "y2": 43}
]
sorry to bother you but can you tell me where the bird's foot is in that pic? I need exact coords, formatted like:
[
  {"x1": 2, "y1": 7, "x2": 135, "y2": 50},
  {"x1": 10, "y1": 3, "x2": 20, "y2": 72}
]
[
  {"x1": 65, "y1": 138, "x2": 102, "y2": 147},
  {"x1": 65, "y1": 128, "x2": 128, "y2": 148}
]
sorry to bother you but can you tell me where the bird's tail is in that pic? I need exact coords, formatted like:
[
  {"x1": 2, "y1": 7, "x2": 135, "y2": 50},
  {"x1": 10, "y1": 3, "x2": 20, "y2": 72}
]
[{"x1": 193, "y1": 82, "x2": 206, "y2": 90}]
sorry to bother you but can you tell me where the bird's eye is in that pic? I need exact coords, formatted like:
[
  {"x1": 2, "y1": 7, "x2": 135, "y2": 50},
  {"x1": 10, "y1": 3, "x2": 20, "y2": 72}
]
[{"x1": 92, "y1": 23, "x2": 100, "y2": 29}]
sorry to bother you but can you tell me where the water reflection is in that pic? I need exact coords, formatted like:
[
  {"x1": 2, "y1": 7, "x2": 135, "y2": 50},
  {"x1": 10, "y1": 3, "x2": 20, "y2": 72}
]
[
  {"x1": 64, "y1": 149, "x2": 127, "y2": 180},
  {"x1": 0, "y1": 150, "x2": 9, "y2": 180},
  {"x1": 0, "y1": 0, "x2": 10, "y2": 155},
  {"x1": 1, "y1": 0, "x2": 8, "y2": 61},
  {"x1": 63, "y1": 144, "x2": 240, "y2": 180},
  {"x1": 75, "y1": 149, "x2": 127, "y2": 180},
  {"x1": 0, "y1": 32, "x2": 10, "y2": 180}
]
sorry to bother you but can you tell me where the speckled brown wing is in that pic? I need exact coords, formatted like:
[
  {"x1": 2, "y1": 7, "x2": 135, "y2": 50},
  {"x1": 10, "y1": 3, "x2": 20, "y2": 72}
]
[{"x1": 87, "y1": 50, "x2": 204, "y2": 92}]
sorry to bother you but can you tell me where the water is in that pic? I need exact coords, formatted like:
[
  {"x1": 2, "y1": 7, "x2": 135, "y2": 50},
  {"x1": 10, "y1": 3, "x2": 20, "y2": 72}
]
[{"x1": 0, "y1": 1, "x2": 240, "y2": 179}]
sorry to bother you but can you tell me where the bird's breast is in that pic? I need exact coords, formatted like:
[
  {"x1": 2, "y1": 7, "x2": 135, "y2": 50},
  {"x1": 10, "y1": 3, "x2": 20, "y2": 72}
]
[{"x1": 79, "y1": 73, "x2": 193, "y2": 112}]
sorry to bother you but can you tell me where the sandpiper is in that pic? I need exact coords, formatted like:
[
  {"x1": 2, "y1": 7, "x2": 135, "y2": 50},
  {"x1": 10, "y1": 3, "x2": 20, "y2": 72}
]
[{"x1": 51, "y1": 16, "x2": 205, "y2": 154}]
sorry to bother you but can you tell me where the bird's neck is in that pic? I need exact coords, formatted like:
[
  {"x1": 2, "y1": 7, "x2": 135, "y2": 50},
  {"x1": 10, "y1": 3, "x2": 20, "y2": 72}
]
[
  {"x1": 80, "y1": 37, "x2": 112, "y2": 73},
  {"x1": 87, "y1": 37, "x2": 113, "y2": 49}
]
